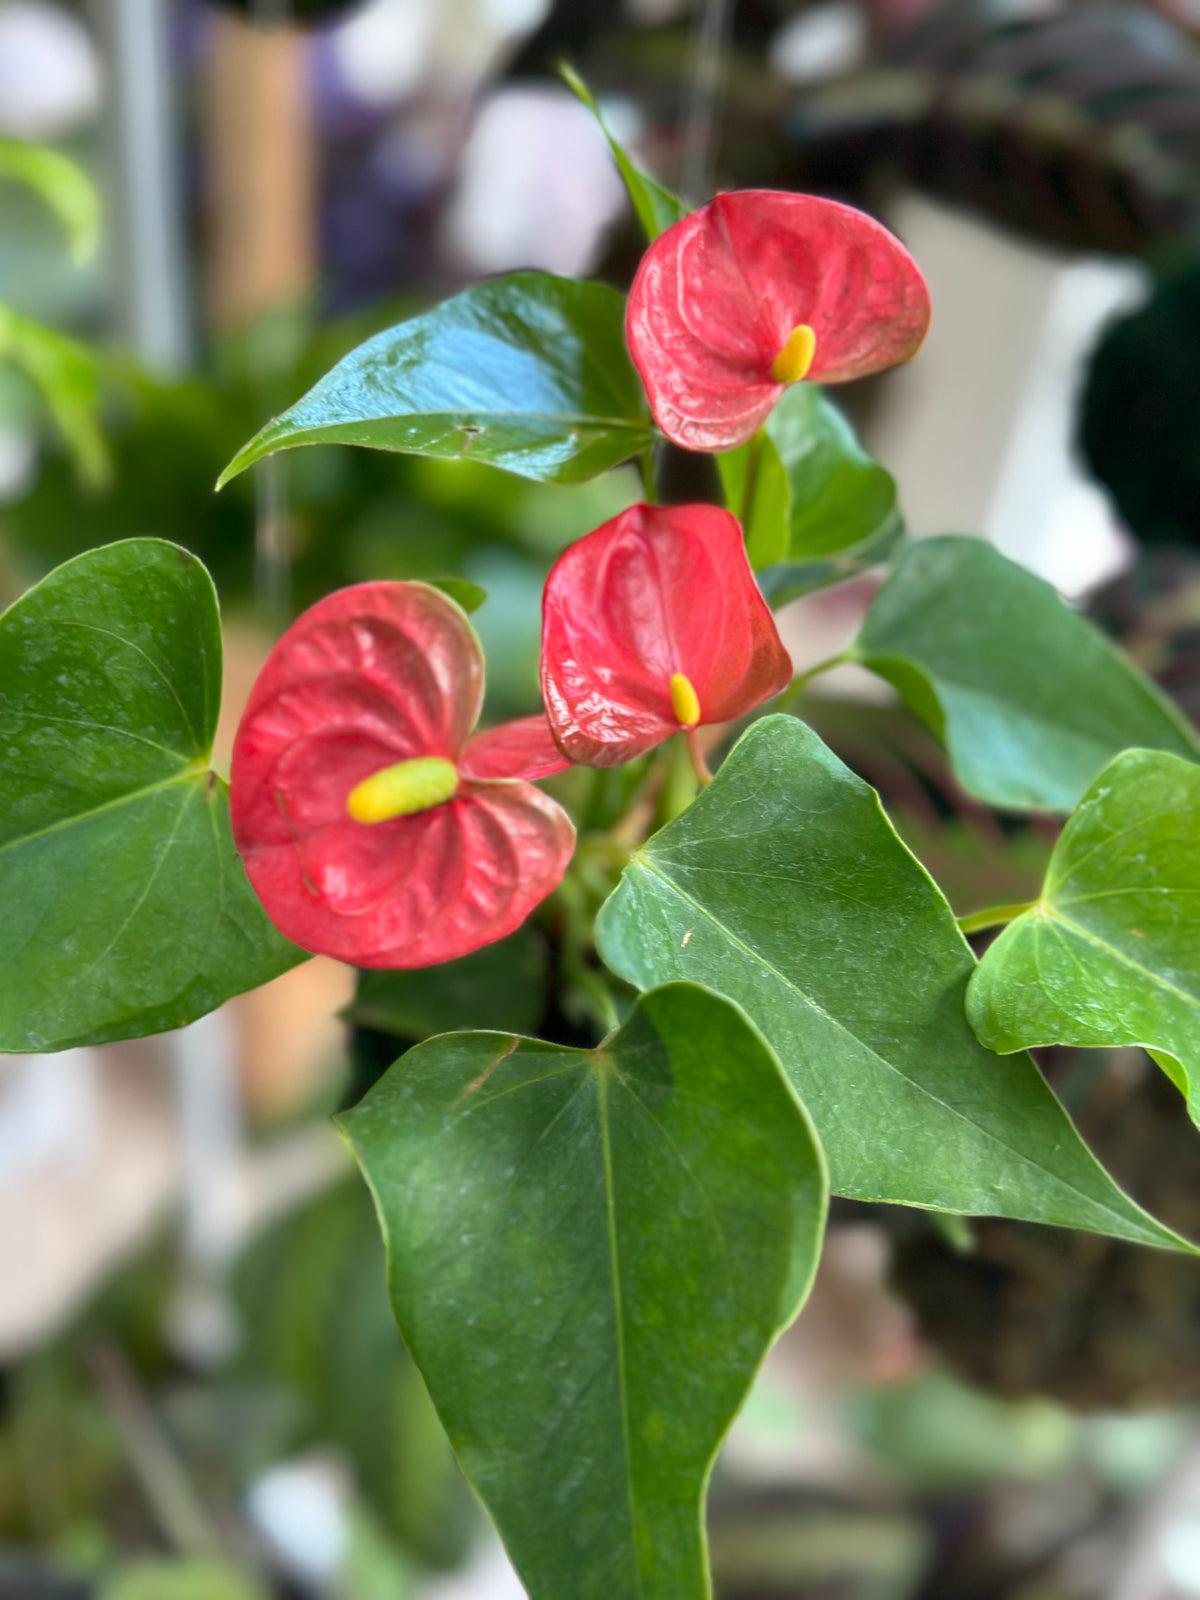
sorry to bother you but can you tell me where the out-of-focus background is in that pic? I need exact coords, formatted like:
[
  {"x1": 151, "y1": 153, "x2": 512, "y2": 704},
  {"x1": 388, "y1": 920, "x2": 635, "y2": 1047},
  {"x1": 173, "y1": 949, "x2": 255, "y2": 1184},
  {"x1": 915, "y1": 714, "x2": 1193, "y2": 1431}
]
[{"x1": 4, "y1": 0, "x2": 1200, "y2": 1595}]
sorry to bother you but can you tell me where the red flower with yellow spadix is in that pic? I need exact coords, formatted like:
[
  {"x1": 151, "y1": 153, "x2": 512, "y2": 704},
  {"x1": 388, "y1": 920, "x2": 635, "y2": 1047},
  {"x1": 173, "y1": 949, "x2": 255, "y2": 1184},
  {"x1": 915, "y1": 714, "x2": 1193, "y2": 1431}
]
[
  {"x1": 541, "y1": 502, "x2": 792, "y2": 767},
  {"x1": 231, "y1": 582, "x2": 573, "y2": 969},
  {"x1": 625, "y1": 190, "x2": 930, "y2": 452}
]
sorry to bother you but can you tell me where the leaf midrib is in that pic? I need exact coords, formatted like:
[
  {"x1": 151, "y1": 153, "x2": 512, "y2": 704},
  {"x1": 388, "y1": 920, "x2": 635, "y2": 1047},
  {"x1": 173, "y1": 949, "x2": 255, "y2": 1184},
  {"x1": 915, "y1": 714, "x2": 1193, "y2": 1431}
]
[
  {"x1": 11, "y1": 709, "x2": 195, "y2": 761},
  {"x1": 269, "y1": 410, "x2": 654, "y2": 435},
  {"x1": 634, "y1": 856, "x2": 1153, "y2": 1233},
  {"x1": 464, "y1": 1054, "x2": 646, "y2": 1593},
  {"x1": 1039, "y1": 903, "x2": 1200, "y2": 1017},
  {"x1": 0, "y1": 766, "x2": 205, "y2": 859},
  {"x1": 467, "y1": 1052, "x2": 725, "y2": 1594},
  {"x1": 1049, "y1": 800, "x2": 1193, "y2": 887},
  {"x1": 80, "y1": 778, "x2": 196, "y2": 978},
  {"x1": 597, "y1": 1067, "x2": 642, "y2": 1598},
  {"x1": 36, "y1": 617, "x2": 206, "y2": 750}
]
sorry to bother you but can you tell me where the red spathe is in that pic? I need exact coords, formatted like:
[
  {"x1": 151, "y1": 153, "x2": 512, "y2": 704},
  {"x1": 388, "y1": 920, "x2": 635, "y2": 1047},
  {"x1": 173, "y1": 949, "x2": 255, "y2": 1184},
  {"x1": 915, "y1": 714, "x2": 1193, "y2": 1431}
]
[
  {"x1": 231, "y1": 582, "x2": 574, "y2": 968},
  {"x1": 625, "y1": 190, "x2": 930, "y2": 452},
  {"x1": 458, "y1": 713, "x2": 570, "y2": 782},
  {"x1": 541, "y1": 502, "x2": 793, "y2": 766}
]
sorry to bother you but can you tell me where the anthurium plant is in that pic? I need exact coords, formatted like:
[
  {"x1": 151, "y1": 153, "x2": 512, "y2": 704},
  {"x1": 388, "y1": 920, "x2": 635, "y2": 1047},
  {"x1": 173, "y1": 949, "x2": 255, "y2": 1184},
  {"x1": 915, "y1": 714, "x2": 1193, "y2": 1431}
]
[{"x1": 5, "y1": 90, "x2": 1200, "y2": 1600}]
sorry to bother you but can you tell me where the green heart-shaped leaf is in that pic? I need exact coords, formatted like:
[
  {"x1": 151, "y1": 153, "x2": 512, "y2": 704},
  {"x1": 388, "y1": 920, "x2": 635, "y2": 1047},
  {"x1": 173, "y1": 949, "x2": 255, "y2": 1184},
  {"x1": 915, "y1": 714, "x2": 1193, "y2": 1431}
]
[
  {"x1": 340, "y1": 981, "x2": 827, "y2": 1600},
  {"x1": 0, "y1": 539, "x2": 303, "y2": 1051},
  {"x1": 856, "y1": 537, "x2": 1199, "y2": 811},
  {"x1": 720, "y1": 385, "x2": 903, "y2": 589},
  {"x1": 968, "y1": 748, "x2": 1200, "y2": 1121},
  {"x1": 218, "y1": 273, "x2": 656, "y2": 489},
  {"x1": 596, "y1": 717, "x2": 1186, "y2": 1249}
]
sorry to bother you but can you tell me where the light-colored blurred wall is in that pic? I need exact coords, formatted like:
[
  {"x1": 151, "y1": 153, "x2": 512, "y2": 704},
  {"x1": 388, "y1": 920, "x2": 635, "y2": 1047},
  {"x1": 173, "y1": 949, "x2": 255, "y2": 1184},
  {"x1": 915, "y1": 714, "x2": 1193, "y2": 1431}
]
[{"x1": 867, "y1": 192, "x2": 1145, "y2": 598}]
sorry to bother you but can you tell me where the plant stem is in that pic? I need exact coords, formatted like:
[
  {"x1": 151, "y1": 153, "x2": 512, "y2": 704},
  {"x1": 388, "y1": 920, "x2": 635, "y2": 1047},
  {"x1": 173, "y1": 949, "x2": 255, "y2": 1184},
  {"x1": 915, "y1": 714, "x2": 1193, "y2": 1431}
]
[
  {"x1": 956, "y1": 901, "x2": 1036, "y2": 936},
  {"x1": 777, "y1": 649, "x2": 854, "y2": 713},
  {"x1": 739, "y1": 428, "x2": 764, "y2": 526},
  {"x1": 639, "y1": 447, "x2": 656, "y2": 504},
  {"x1": 653, "y1": 735, "x2": 703, "y2": 828},
  {"x1": 86, "y1": 1340, "x2": 221, "y2": 1559},
  {"x1": 591, "y1": 982, "x2": 620, "y2": 1034},
  {"x1": 684, "y1": 727, "x2": 712, "y2": 786},
  {"x1": 554, "y1": 869, "x2": 621, "y2": 1037},
  {"x1": 929, "y1": 1211, "x2": 975, "y2": 1254},
  {"x1": 610, "y1": 758, "x2": 668, "y2": 847}
]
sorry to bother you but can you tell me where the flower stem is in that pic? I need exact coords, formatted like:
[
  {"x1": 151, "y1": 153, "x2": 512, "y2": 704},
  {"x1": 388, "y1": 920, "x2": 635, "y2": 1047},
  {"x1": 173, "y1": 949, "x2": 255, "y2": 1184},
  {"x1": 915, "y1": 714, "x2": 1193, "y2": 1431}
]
[
  {"x1": 610, "y1": 761, "x2": 667, "y2": 847},
  {"x1": 653, "y1": 737, "x2": 703, "y2": 829},
  {"x1": 956, "y1": 901, "x2": 1035, "y2": 936},
  {"x1": 639, "y1": 447, "x2": 657, "y2": 504},
  {"x1": 684, "y1": 727, "x2": 713, "y2": 787},
  {"x1": 777, "y1": 649, "x2": 854, "y2": 712},
  {"x1": 739, "y1": 428, "x2": 764, "y2": 526},
  {"x1": 929, "y1": 1211, "x2": 975, "y2": 1253},
  {"x1": 553, "y1": 869, "x2": 621, "y2": 1037}
]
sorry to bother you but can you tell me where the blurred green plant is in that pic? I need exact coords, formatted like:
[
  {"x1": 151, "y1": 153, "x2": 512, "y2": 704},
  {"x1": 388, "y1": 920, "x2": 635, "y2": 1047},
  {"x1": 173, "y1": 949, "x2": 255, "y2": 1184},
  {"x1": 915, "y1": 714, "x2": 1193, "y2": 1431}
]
[
  {"x1": 232, "y1": 1178, "x2": 475, "y2": 1571},
  {"x1": 0, "y1": 137, "x2": 105, "y2": 485}
]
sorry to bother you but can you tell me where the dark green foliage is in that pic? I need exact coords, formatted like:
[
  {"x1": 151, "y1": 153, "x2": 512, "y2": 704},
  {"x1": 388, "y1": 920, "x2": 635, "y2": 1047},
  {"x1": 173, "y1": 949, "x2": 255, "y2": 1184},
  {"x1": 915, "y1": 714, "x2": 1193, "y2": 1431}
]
[
  {"x1": 0, "y1": 540, "x2": 302, "y2": 1050},
  {"x1": 342, "y1": 985, "x2": 827, "y2": 1600},
  {"x1": 857, "y1": 538, "x2": 1200, "y2": 811},
  {"x1": 598, "y1": 717, "x2": 1185, "y2": 1245},
  {"x1": 1082, "y1": 260, "x2": 1200, "y2": 548}
]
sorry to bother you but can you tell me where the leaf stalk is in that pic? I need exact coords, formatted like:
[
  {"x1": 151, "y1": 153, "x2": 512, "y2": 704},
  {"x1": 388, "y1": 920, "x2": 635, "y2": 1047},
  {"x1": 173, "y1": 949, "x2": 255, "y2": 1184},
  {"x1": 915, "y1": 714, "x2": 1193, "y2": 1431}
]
[{"x1": 956, "y1": 901, "x2": 1036, "y2": 936}]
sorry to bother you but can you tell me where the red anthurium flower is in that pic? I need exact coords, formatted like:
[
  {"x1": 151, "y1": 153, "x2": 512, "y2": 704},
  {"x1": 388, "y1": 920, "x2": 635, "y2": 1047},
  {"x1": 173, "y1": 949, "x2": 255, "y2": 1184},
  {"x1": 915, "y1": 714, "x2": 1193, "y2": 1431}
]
[
  {"x1": 231, "y1": 582, "x2": 575, "y2": 969},
  {"x1": 625, "y1": 190, "x2": 931, "y2": 452},
  {"x1": 457, "y1": 713, "x2": 569, "y2": 782},
  {"x1": 541, "y1": 502, "x2": 792, "y2": 767}
]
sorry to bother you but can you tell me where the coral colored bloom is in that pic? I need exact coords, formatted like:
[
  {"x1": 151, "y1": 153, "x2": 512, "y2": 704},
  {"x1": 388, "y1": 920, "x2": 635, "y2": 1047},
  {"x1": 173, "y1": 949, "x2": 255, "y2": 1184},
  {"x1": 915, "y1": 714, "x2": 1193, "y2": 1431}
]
[
  {"x1": 458, "y1": 714, "x2": 569, "y2": 782},
  {"x1": 541, "y1": 503, "x2": 792, "y2": 766},
  {"x1": 626, "y1": 190, "x2": 930, "y2": 452},
  {"x1": 231, "y1": 582, "x2": 574, "y2": 968}
]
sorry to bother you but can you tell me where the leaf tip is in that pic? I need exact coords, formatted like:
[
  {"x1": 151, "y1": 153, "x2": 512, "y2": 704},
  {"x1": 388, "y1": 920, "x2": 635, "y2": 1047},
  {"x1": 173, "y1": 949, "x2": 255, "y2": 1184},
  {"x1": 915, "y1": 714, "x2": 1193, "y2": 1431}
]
[{"x1": 217, "y1": 423, "x2": 279, "y2": 490}]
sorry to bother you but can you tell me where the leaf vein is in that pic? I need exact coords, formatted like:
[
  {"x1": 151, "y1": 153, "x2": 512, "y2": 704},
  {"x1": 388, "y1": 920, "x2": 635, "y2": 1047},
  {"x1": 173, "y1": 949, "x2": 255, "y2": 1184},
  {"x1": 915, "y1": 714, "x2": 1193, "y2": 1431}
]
[{"x1": 636, "y1": 859, "x2": 1144, "y2": 1229}]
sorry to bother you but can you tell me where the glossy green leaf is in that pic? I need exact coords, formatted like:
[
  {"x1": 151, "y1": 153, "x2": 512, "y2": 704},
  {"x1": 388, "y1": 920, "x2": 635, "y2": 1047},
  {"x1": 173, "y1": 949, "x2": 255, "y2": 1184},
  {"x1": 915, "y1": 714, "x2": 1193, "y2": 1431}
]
[
  {"x1": 720, "y1": 387, "x2": 902, "y2": 591},
  {"x1": 0, "y1": 540, "x2": 303, "y2": 1051},
  {"x1": 0, "y1": 303, "x2": 108, "y2": 485},
  {"x1": 717, "y1": 428, "x2": 791, "y2": 570},
  {"x1": 346, "y1": 928, "x2": 547, "y2": 1040},
  {"x1": 340, "y1": 982, "x2": 828, "y2": 1599},
  {"x1": 756, "y1": 527, "x2": 906, "y2": 606},
  {"x1": 596, "y1": 717, "x2": 1186, "y2": 1249},
  {"x1": 856, "y1": 537, "x2": 1200, "y2": 811},
  {"x1": 968, "y1": 749, "x2": 1200, "y2": 1121},
  {"x1": 0, "y1": 137, "x2": 100, "y2": 262},
  {"x1": 218, "y1": 273, "x2": 656, "y2": 489},
  {"x1": 560, "y1": 63, "x2": 689, "y2": 242}
]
